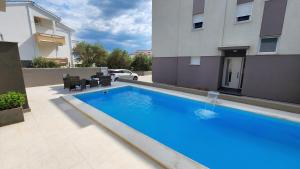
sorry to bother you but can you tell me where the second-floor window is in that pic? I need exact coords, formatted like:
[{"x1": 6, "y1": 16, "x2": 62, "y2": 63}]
[
  {"x1": 193, "y1": 14, "x2": 204, "y2": 29},
  {"x1": 236, "y1": 2, "x2": 253, "y2": 22}
]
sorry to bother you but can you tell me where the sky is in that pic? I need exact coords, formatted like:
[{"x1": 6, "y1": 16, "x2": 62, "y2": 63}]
[{"x1": 34, "y1": 0, "x2": 152, "y2": 53}]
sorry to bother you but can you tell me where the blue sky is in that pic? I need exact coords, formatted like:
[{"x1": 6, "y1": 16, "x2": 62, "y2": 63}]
[{"x1": 34, "y1": 0, "x2": 152, "y2": 53}]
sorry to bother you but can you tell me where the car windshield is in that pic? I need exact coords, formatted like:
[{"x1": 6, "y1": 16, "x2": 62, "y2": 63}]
[{"x1": 123, "y1": 70, "x2": 131, "y2": 73}]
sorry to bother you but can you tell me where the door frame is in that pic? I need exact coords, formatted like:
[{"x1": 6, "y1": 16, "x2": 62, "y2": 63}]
[{"x1": 221, "y1": 56, "x2": 245, "y2": 89}]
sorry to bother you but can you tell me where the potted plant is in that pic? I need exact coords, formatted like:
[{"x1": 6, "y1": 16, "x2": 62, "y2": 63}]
[{"x1": 0, "y1": 91, "x2": 26, "y2": 127}]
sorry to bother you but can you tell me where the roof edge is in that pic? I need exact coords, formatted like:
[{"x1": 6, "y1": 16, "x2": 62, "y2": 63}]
[
  {"x1": 6, "y1": 0, "x2": 75, "y2": 32},
  {"x1": 6, "y1": 0, "x2": 61, "y2": 21}
]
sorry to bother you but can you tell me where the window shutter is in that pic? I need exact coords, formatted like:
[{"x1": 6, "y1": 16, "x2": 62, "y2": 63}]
[
  {"x1": 237, "y1": 0, "x2": 254, "y2": 5},
  {"x1": 236, "y1": 2, "x2": 253, "y2": 17},
  {"x1": 193, "y1": 14, "x2": 203, "y2": 24},
  {"x1": 193, "y1": 0, "x2": 205, "y2": 15}
]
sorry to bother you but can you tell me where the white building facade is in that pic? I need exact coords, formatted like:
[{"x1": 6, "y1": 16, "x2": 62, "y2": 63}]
[
  {"x1": 0, "y1": 1, "x2": 74, "y2": 67},
  {"x1": 153, "y1": 0, "x2": 300, "y2": 104}
]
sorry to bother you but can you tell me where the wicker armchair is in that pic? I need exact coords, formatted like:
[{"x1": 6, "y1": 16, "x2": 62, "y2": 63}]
[
  {"x1": 96, "y1": 72, "x2": 104, "y2": 78},
  {"x1": 68, "y1": 76, "x2": 81, "y2": 91},
  {"x1": 89, "y1": 79, "x2": 99, "y2": 88},
  {"x1": 63, "y1": 74, "x2": 70, "y2": 89},
  {"x1": 63, "y1": 75, "x2": 87, "y2": 91},
  {"x1": 99, "y1": 75, "x2": 111, "y2": 86}
]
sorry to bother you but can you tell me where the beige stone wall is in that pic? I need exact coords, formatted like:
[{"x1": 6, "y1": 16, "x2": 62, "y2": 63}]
[{"x1": 23, "y1": 68, "x2": 100, "y2": 87}]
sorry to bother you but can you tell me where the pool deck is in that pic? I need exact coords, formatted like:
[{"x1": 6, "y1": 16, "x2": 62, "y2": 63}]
[{"x1": 0, "y1": 83, "x2": 165, "y2": 169}]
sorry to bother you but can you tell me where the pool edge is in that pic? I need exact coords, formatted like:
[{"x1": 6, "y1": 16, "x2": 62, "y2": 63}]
[{"x1": 62, "y1": 93, "x2": 208, "y2": 169}]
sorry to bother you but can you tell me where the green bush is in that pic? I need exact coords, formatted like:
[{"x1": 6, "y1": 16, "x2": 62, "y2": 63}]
[
  {"x1": 73, "y1": 42, "x2": 108, "y2": 67},
  {"x1": 131, "y1": 54, "x2": 152, "y2": 71},
  {"x1": 107, "y1": 49, "x2": 132, "y2": 69},
  {"x1": 0, "y1": 92, "x2": 26, "y2": 111},
  {"x1": 32, "y1": 57, "x2": 59, "y2": 68}
]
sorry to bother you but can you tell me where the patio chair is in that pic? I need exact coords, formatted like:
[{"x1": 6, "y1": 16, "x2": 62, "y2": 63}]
[
  {"x1": 79, "y1": 79, "x2": 87, "y2": 90},
  {"x1": 63, "y1": 74, "x2": 70, "y2": 89},
  {"x1": 89, "y1": 79, "x2": 99, "y2": 88},
  {"x1": 96, "y1": 72, "x2": 104, "y2": 78},
  {"x1": 68, "y1": 76, "x2": 80, "y2": 91},
  {"x1": 99, "y1": 75, "x2": 111, "y2": 86}
]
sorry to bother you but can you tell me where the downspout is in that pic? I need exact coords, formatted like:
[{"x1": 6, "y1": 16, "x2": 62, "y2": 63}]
[
  {"x1": 218, "y1": 0, "x2": 229, "y2": 89},
  {"x1": 26, "y1": 4, "x2": 38, "y2": 59},
  {"x1": 221, "y1": 0, "x2": 228, "y2": 48},
  {"x1": 53, "y1": 20, "x2": 58, "y2": 58},
  {"x1": 68, "y1": 32, "x2": 74, "y2": 67},
  {"x1": 175, "y1": 0, "x2": 181, "y2": 85}
]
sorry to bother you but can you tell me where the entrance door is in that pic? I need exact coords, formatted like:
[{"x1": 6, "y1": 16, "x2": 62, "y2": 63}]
[{"x1": 222, "y1": 57, "x2": 244, "y2": 89}]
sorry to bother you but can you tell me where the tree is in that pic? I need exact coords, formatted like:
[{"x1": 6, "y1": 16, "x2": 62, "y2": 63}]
[
  {"x1": 73, "y1": 42, "x2": 108, "y2": 67},
  {"x1": 93, "y1": 43, "x2": 108, "y2": 67},
  {"x1": 107, "y1": 49, "x2": 131, "y2": 69},
  {"x1": 131, "y1": 54, "x2": 152, "y2": 71}
]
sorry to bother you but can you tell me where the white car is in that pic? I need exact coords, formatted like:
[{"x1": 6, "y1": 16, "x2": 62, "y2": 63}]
[{"x1": 109, "y1": 69, "x2": 139, "y2": 81}]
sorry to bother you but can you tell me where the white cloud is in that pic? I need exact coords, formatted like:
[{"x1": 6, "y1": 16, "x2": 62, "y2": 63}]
[
  {"x1": 90, "y1": 1, "x2": 152, "y2": 36},
  {"x1": 35, "y1": 0, "x2": 152, "y2": 38},
  {"x1": 102, "y1": 39, "x2": 140, "y2": 48}
]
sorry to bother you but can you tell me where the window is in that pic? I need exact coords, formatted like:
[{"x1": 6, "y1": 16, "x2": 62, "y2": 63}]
[
  {"x1": 259, "y1": 37, "x2": 278, "y2": 53},
  {"x1": 236, "y1": 2, "x2": 253, "y2": 22},
  {"x1": 34, "y1": 17, "x2": 42, "y2": 25},
  {"x1": 193, "y1": 14, "x2": 203, "y2": 29},
  {"x1": 109, "y1": 70, "x2": 122, "y2": 74},
  {"x1": 190, "y1": 56, "x2": 201, "y2": 65},
  {"x1": 123, "y1": 70, "x2": 132, "y2": 74}
]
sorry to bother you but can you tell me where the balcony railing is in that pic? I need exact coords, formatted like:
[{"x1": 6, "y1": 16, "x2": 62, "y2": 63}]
[
  {"x1": 0, "y1": 0, "x2": 5, "y2": 12},
  {"x1": 35, "y1": 33, "x2": 65, "y2": 46},
  {"x1": 46, "y1": 57, "x2": 69, "y2": 66}
]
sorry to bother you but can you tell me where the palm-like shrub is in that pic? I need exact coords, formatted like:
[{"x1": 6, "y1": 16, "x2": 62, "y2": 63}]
[{"x1": 32, "y1": 57, "x2": 59, "y2": 68}]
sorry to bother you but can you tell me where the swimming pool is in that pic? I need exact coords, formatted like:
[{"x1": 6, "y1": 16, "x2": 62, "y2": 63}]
[{"x1": 74, "y1": 86, "x2": 300, "y2": 169}]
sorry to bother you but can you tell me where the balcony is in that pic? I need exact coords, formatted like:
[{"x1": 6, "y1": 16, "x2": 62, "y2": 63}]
[
  {"x1": 35, "y1": 33, "x2": 65, "y2": 46},
  {"x1": 0, "y1": 1, "x2": 5, "y2": 12},
  {"x1": 46, "y1": 57, "x2": 69, "y2": 66}
]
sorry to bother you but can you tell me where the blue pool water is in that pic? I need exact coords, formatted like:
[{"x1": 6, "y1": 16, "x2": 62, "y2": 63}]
[{"x1": 75, "y1": 86, "x2": 300, "y2": 169}]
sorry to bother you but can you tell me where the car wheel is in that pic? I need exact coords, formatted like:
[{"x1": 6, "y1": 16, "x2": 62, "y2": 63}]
[{"x1": 133, "y1": 76, "x2": 138, "y2": 81}]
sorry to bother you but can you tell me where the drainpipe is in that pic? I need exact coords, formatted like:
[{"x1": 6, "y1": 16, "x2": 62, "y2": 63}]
[
  {"x1": 26, "y1": 4, "x2": 38, "y2": 59},
  {"x1": 68, "y1": 32, "x2": 74, "y2": 67},
  {"x1": 221, "y1": 0, "x2": 228, "y2": 48},
  {"x1": 175, "y1": 0, "x2": 181, "y2": 85},
  {"x1": 52, "y1": 20, "x2": 56, "y2": 34}
]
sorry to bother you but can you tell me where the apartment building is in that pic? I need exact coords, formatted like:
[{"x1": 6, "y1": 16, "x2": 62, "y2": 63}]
[
  {"x1": 134, "y1": 50, "x2": 152, "y2": 56},
  {"x1": 153, "y1": 0, "x2": 300, "y2": 104},
  {"x1": 130, "y1": 50, "x2": 152, "y2": 58},
  {"x1": 0, "y1": 1, "x2": 74, "y2": 67}
]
